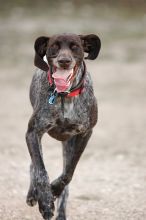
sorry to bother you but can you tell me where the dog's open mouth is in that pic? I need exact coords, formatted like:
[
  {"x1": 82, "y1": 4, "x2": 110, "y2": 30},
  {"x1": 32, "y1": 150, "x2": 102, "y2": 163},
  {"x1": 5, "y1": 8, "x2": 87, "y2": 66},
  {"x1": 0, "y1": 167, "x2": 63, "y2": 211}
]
[{"x1": 52, "y1": 67, "x2": 76, "y2": 93}]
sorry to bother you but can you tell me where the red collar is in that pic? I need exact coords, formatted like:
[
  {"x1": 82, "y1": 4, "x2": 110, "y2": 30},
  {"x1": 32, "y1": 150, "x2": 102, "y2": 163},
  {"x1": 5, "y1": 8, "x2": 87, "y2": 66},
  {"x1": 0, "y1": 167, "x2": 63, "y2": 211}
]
[{"x1": 66, "y1": 87, "x2": 84, "y2": 97}]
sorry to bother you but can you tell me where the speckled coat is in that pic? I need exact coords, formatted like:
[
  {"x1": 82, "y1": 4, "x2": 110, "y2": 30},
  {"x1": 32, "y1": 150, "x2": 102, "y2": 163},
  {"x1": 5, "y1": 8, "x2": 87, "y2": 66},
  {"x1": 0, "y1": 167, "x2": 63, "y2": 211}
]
[
  {"x1": 29, "y1": 67, "x2": 97, "y2": 140},
  {"x1": 25, "y1": 33, "x2": 101, "y2": 220}
]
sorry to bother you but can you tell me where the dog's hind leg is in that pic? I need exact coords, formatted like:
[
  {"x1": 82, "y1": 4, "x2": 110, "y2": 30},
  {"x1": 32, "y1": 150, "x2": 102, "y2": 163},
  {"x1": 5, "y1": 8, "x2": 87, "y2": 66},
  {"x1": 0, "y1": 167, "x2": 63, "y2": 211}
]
[
  {"x1": 56, "y1": 144, "x2": 69, "y2": 220},
  {"x1": 54, "y1": 130, "x2": 92, "y2": 219},
  {"x1": 56, "y1": 185, "x2": 69, "y2": 220},
  {"x1": 52, "y1": 130, "x2": 93, "y2": 219},
  {"x1": 56, "y1": 142, "x2": 70, "y2": 220}
]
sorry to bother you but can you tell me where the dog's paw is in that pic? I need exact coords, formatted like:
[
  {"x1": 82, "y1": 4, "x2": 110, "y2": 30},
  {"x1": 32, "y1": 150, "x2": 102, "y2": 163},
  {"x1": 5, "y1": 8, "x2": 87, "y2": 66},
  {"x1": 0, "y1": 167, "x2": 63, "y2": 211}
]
[
  {"x1": 51, "y1": 177, "x2": 66, "y2": 198},
  {"x1": 26, "y1": 187, "x2": 38, "y2": 206},
  {"x1": 37, "y1": 176, "x2": 55, "y2": 219},
  {"x1": 38, "y1": 194, "x2": 54, "y2": 220}
]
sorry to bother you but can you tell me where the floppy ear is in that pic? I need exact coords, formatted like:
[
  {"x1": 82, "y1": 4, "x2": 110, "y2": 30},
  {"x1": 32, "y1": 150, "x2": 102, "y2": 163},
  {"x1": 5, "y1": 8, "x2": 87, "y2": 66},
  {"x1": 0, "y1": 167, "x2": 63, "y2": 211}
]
[
  {"x1": 34, "y1": 36, "x2": 49, "y2": 71},
  {"x1": 79, "y1": 34, "x2": 101, "y2": 60}
]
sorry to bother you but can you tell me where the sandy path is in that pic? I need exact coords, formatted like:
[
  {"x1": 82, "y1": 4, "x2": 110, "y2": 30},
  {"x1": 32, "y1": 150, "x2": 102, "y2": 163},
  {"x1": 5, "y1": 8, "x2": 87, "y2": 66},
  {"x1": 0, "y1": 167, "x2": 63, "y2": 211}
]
[{"x1": 0, "y1": 5, "x2": 146, "y2": 220}]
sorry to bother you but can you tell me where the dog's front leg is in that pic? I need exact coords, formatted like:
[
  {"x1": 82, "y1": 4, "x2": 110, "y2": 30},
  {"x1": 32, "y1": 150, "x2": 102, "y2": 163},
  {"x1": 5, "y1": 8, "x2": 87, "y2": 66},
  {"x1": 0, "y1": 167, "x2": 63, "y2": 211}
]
[{"x1": 26, "y1": 117, "x2": 54, "y2": 220}]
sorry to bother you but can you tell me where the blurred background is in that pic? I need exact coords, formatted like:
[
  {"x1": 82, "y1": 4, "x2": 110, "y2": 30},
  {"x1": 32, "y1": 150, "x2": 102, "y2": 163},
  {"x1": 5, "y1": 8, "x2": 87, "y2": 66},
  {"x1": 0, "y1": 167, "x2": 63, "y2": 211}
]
[{"x1": 0, "y1": 1, "x2": 146, "y2": 219}]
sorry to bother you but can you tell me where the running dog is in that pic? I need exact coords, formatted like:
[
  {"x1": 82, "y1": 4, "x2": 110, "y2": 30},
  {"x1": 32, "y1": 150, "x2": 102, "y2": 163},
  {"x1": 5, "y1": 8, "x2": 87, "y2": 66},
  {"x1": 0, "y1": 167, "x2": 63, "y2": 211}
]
[{"x1": 26, "y1": 33, "x2": 101, "y2": 220}]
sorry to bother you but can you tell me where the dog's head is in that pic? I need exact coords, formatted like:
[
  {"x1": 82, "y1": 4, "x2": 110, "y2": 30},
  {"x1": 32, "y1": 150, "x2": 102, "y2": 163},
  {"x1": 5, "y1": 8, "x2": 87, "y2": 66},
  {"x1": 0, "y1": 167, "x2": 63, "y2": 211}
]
[
  {"x1": 34, "y1": 33, "x2": 101, "y2": 92},
  {"x1": 34, "y1": 33, "x2": 101, "y2": 71}
]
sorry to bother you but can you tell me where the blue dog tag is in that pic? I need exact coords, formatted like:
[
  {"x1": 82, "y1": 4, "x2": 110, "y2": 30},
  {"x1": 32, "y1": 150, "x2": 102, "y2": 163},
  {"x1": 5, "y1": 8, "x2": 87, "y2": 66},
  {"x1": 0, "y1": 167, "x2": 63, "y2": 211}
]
[{"x1": 48, "y1": 92, "x2": 58, "y2": 105}]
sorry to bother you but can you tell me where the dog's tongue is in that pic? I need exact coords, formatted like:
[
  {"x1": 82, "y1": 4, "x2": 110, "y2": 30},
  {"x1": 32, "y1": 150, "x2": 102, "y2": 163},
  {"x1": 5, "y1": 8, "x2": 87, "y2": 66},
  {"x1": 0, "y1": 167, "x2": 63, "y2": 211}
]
[{"x1": 52, "y1": 69, "x2": 73, "y2": 93}]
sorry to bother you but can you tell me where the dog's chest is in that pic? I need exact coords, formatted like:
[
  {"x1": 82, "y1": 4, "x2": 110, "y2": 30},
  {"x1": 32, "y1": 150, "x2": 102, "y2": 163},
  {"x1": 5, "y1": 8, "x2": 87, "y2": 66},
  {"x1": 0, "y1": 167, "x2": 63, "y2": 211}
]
[
  {"x1": 63, "y1": 100, "x2": 74, "y2": 118},
  {"x1": 33, "y1": 70, "x2": 96, "y2": 141},
  {"x1": 46, "y1": 96, "x2": 90, "y2": 141}
]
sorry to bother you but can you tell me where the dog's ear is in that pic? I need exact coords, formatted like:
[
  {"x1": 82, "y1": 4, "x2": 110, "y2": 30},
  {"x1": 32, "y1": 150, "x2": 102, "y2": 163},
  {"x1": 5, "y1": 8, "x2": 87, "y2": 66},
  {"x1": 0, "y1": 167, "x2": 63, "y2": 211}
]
[
  {"x1": 34, "y1": 36, "x2": 50, "y2": 71},
  {"x1": 79, "y1": 34, "x2": 101, "y2": 60}
]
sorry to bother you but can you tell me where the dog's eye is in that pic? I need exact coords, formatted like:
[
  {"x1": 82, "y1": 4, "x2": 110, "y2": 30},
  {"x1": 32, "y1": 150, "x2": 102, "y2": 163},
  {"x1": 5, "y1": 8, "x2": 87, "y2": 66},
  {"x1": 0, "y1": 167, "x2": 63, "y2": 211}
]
[
  {"x1": 51, "y1": 44, "x2": 59, "y2": 53},
  {"x1": 71, "y1": 44, "x2": 79, "y2": 51},
  {"x1": 52, "y1": 44, "x2": 59, "y2": 50},
  {"x1": 49, "y1": 44, "x2": 59, "y2": 57}
]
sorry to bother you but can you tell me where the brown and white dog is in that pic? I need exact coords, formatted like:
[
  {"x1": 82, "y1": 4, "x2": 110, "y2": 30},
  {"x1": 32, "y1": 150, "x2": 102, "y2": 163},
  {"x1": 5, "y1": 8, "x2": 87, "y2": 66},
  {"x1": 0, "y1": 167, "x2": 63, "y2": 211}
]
[{"x1": 26, "y1": 33, "x2": 101, "y2": 220}]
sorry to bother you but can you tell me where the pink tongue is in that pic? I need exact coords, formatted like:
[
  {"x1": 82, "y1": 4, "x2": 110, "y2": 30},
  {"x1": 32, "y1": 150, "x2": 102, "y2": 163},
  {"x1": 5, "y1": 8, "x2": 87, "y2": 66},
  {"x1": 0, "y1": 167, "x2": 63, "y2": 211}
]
[{"x1": 52, "y1": 69, "x2": 73, "y2": 92}]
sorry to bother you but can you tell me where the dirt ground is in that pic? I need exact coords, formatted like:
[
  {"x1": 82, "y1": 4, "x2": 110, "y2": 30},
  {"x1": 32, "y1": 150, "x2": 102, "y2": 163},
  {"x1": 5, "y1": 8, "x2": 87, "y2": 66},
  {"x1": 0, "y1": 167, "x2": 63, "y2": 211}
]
[{"x1": 0, "y1": 4, "x2": 146, "y2": 220}]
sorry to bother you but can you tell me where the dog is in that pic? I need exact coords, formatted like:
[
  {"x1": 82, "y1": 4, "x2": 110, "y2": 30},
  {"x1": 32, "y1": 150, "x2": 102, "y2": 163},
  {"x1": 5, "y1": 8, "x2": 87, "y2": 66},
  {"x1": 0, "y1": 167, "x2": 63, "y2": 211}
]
[{"x1": 25, "y1": 33, "x2": 101, "y2": 220}]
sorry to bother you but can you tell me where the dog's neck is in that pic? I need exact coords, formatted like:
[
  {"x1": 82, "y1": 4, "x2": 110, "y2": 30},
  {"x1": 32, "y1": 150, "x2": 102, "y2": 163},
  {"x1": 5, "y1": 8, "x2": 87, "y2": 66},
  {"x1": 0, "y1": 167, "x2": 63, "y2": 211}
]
[{"x1": 46, "y1": 61, "x2": 86, "y2": 115}]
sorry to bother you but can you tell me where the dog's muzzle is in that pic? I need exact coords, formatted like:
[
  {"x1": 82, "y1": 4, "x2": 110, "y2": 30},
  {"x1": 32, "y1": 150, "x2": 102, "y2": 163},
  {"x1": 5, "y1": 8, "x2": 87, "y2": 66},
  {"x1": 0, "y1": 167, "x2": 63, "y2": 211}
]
[{"x1": 52, "y1": 68, "x2": 73, "y2": 93}]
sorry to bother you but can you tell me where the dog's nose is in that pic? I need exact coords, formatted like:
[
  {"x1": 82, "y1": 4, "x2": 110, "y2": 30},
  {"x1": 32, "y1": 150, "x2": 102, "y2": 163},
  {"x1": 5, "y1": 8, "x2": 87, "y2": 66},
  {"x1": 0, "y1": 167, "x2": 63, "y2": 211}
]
[{"x1": 58, "y1": 58, "x2": 72, "y2": 66}]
